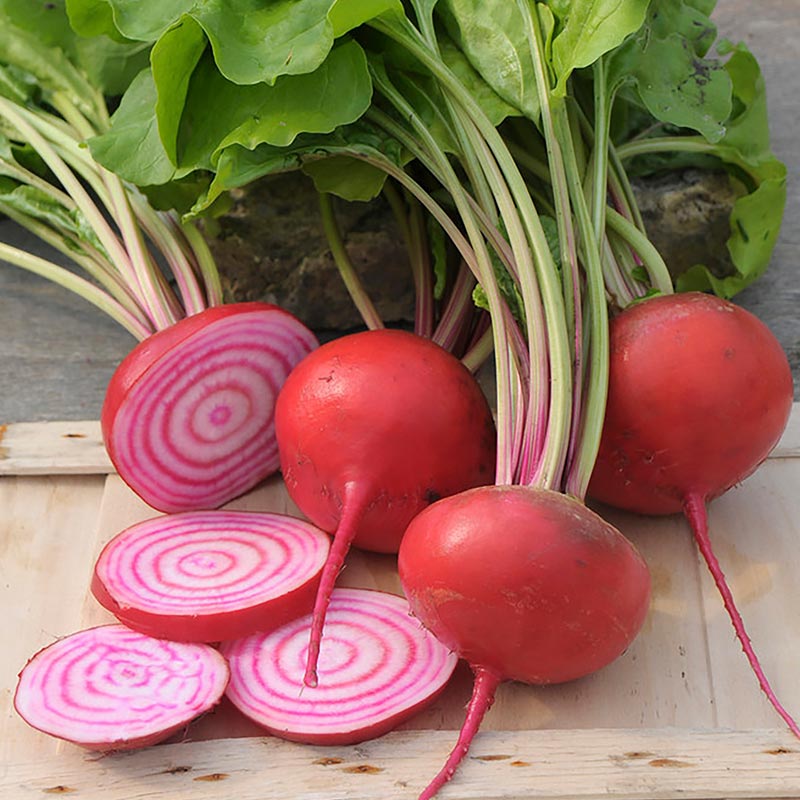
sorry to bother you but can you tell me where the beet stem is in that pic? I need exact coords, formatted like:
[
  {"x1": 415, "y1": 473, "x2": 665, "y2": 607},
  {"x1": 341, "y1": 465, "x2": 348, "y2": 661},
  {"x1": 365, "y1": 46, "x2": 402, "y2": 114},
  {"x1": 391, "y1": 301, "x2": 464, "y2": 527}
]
[
  {"x1": 683, "y1": 492, "x2": 800, "y2": 737},
  {"x1": 303, "y1": 482, "x2": 367, "y2": 688},
  {"x1": 417, "y1": 666, "x2": 502, "y2": 800}
]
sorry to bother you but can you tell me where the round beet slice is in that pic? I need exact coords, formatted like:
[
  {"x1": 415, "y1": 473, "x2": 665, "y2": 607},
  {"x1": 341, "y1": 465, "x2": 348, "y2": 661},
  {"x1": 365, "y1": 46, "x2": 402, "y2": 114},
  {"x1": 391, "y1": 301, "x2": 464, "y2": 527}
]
[
  {"x1": 102, "y1": 302, "x2": 318, "y2": 513},
  {"x1": 92, "y1": 511, "x2": 331, "y2": 642},
  {"x1": 14, "y1": 624, "x2": 229, "y2": 750},
  {"x1": 221, "y1": 588, "x2": 458, "y2": 745}
]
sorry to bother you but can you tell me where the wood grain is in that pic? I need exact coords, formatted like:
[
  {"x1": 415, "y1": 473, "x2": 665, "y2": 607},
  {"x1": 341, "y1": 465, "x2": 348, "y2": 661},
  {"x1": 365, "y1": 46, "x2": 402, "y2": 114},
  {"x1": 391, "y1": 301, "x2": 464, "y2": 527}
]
[
  {"x1": 4, "y1": 728, "x2": 800, "y2": 799},
  {"x1": 2, "y1": 408, "x2": 800, "y2": 798}
]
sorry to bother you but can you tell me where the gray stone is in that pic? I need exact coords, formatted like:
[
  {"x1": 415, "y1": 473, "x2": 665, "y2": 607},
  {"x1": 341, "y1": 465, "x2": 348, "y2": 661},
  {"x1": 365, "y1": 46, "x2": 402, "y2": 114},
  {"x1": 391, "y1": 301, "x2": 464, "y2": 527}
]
[
  {"x1": 205, "y1": 172, "x2": 414, "y2": 331},
  {"x1": 631, "y1": 170, "x2": 742, "y2": 281}
]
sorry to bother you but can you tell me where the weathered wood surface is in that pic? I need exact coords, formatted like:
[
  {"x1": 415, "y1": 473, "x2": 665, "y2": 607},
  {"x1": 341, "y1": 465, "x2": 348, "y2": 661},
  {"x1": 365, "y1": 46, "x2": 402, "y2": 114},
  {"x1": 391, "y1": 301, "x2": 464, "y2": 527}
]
[
  {"x1": 5, "y1": 728, "x2": 800, "y2": 800},
  {"x1": 2, "y1": 408, "x2": 800, "y2": 798}
]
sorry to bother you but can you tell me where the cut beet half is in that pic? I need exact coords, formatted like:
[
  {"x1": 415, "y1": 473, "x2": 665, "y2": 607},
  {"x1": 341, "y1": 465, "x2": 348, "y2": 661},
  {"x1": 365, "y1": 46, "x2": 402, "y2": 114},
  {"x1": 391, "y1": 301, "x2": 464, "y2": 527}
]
[
  {"x1": 14, "y1": 624, "x2": 229, "y2": 750},
  {"x1": 102, "y1": 302, "x2": 318, "y2": 513},
  {"x1": 221, "y1": 588, "x2": 458, "y2": 745},
  {"x1": 92, "y1": 511, "x2": 331, "y2": 642}
]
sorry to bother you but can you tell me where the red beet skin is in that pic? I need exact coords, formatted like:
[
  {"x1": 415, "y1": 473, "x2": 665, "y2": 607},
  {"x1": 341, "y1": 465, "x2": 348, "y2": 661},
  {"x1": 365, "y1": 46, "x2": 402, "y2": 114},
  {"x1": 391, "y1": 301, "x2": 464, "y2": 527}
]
[
  {"x1": 399, "y1": 485, "x2": 651, "y2": 685},
  {"x1": 275, "y1": 328, "x2": 496, "y2": 687},
  {"x1": 589, "y1": 292, "x2": 793, "y2": 515},
  {"x1": 275, "y1": 328, "x2": 497, "y2": 554},
  {"x1": 398, "y1": 484, "x2": 651, "y2": 800}
]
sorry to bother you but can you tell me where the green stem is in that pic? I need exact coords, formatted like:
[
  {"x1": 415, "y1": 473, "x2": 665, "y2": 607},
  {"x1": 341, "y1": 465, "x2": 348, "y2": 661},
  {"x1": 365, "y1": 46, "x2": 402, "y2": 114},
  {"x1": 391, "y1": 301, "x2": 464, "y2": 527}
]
[
  {"x1": 616, "y1": 136, "x2": 759, "y2": 183},
  {"x1": 104, "y1": 176, "x2": 181, "y2": 328},
  {"x1": 318, "y1": 191, "x2": 384, "y2": 330},
  {"x1": 591, "y1": 59, "x2": 610, "y2": 245},
  {"x1": 373, "y1": 15, "x2": 572, "y2": 489},
  {"x1": 132, "y1": 199, "x2": 209, "y2": 315},
  {"x1": 606, "y1": 207, "x2": 674, "y2": 295},
  {"x1": 0, "y1": 202, "x2": 151, "y2": 322},
  {"x1": 407, "y1": 195, "x2": 435, "y2": 338},
  {"x1": 461, "y1": 325, "x2": 494, "y2": 373},
  {"x1": 432, "y1": 261, "x2": 476, "y2": 353},
  {"x1": 553, "y1": 101, "x2": 608, "y2": 501},
  {"x1": 0, "y1": 98, "x2": 153, "y2": 317},
  {"x1": 608, "y1": 143, "x2": 646, "y2": 233},
  {"x1": 180, "y1": 218, "x2": 224, "y2": 306},
  {"x1": 603, "y1": 229, "x2": 639, "y2": 308},
  {"x1": 366, "y1": 87, "x2": 519, "y2": 483},
  {"x1": 0, "y1": 242, "x2": 150, "y2": 340},
  {"x1": 383, "y1": 181, "x2": 435, "y2": 336}
]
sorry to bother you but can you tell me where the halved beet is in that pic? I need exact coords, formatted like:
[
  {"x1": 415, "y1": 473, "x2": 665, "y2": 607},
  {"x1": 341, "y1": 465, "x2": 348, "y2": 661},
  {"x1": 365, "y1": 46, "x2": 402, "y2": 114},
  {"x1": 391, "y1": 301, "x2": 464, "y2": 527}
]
[
  {"x1": 92, "y1": 511, "x2": 330, "y2": 642},
  {"x1": 14, "y1": 624, "x2": 229, "y2": 750},
  {"x1": 221, "y1": 588, "x2": 458, "y2": 745},
  {"x1": 102, "y1": 302, "x2": 318, "y2": 513}
]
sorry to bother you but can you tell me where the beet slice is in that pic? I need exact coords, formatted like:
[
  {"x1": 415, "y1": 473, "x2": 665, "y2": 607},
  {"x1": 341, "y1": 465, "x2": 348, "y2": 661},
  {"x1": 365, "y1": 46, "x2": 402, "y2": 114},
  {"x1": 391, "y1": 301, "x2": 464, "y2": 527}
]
[
  {"x1": 221, "y1": 588, "x2": 458, "y2": 745},
  {"x1": 14, "y1": 624, "x2": 229, "y2": 750},
  {"x1": 92, "y1": 511, "x2": 330, "y2": 642},
  {"x1": 102, "y1": 302, "x2": 318, "y2": 513}
]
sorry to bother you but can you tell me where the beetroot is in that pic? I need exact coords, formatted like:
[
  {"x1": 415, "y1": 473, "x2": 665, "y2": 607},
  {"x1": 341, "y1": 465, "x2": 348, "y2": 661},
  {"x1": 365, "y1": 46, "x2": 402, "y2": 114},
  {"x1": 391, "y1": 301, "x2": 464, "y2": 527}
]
[
  {"x1": 275, "y1": 328, "x2": 496, "y2": 686},
  {"x1": 398, "y1": 485, "x2": 651, "y2": 800},
  {"x1": 103, "y1": 302, "x2": 318, "y2": 513},
  {"x1": 14, "y1": 624, "x2": 229, "y2": 750},
  {"x1": 92, "y1": 510, "x2": 330, "y2": 642},
  {"x1": 589, "y1": 291, "x2": 796, "y2": 734},
  {"x1": 221, "y1": 588, "x2": 458, "y2": 745}
]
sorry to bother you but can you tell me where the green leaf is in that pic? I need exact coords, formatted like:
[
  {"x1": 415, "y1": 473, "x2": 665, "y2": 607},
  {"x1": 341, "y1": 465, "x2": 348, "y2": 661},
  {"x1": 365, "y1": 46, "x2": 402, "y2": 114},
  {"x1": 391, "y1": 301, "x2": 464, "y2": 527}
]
[
  {"x1": 178, "y1": 39, "x2": 372, "y2": 170},
  {"x1": 88, "y1": 69, "x2": 176, "y2": 185},
  {"x1": 66, "y1": 0, "x2": 127, "y2": 41},
  {"x1": 302, "y1": 156, "x2": 388, "y2": 201},
  {"x1": 439, "y1": 36, "x2": 521, "y2": 126},
  {"x1": 83, "y1": 0, "x2": 195, "y2": 41},
  {"x1": 551, "y1": 0, "x2": 649, "y2": 95},
  {"x1": 329, "y1": 0, "x2": 403, "y2": 35},
  {"x1": 627, "y1": 34, "x2": 731, "y2": 142},
  {"x1": 439, "y1": 0, "x2": 540, "y2": 118},
  {"x1": 607, "y1": 0, "x2": 732, "y2": 142},
  {"x1": 2, "y1": 1, "x2": 149, "y2": 96},
  {"x1": 194, "y1": 120, "x2": 405, "y2": 215},
  {"x1": 96, "y1": 0, "x2": 395, "y2": 86},
  {"x1": 192, "y1": 0, "x2": 337, "y2": 84},
  {"x1": 151, "y1": 16, "x2": 206, "y2": 166},
  {"x1": 0, "y1": 182, "x2": 104, "y2": 251},
  {"x1": 715, "y1": 40, "x2": 773, "y2": 161},
  {"x1": 0, "y1": 15, "x2": 96, "y2": 117}
]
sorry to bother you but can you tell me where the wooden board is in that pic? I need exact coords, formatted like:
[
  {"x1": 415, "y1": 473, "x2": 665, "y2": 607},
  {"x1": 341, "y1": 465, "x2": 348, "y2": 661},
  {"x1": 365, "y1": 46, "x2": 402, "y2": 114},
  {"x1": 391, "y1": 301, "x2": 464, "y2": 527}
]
[{"x1": 2, "y1": 410, "x2": 800, "y2": 799}]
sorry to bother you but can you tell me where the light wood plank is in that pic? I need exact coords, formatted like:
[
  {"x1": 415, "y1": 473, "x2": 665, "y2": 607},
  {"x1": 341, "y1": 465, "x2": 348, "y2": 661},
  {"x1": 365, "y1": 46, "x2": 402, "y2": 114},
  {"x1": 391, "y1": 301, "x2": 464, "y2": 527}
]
[
  {"x1": 3, "y1": 405, "x2": 800, "y2": 796},
  {"x1": 696, "y1": 457, "x2": 800, "y2": 730},
  {"x1": 0, "y1": 421, "x2": 111, "y2": 476},
  {"x1": 78, "y1": 475, "x2": 720, "y2": 736},
  {"x1": 0, "y1": 475, "x2": 107, "y2": 763},
  {"x1": 3, "y1": 728, "x2": 800, "y2": 799}
]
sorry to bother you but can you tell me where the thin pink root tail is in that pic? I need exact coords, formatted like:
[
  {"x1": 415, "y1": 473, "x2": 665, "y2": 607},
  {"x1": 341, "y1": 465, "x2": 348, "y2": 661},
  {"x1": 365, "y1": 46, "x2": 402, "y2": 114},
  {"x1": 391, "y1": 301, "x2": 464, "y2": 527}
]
[
  {"x1": 417, "y1": 667, "x2": 502, "y2": 800},
  {"x1": 683, "y1": 492, "x2": 800, "y2": 738},
  {"x1": 303, "y1": 485, "x2": 366, "y2": 689}
]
